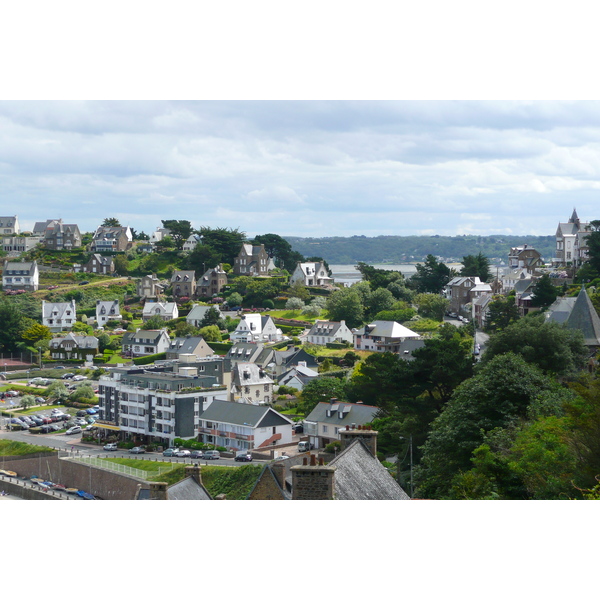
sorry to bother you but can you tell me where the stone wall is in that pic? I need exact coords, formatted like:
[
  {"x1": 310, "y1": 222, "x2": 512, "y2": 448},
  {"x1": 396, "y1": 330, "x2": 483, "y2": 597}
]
[{"x1": 0, "y1": 453, "x2": 144, "y2": 500}]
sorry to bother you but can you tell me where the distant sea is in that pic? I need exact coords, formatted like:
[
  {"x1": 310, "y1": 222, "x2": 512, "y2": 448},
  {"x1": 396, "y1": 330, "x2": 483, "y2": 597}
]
[
  {"x1": 330, "y1": 264, "x2": 417, "y2": 285},
  {"x1": 330, "y1": 263, "x2": 461, "y2": 285}
]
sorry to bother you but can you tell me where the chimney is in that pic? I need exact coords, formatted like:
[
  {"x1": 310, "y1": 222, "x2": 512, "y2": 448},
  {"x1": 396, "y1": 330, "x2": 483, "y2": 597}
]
[
  {"x1": 339, "y1": 424, "x2": 378, "y2": 457},
  {"x1": 291, "y1": 454, "x2": 336, "y2": 500},
  {"x1": 149, "y1": 482, "x2": 168, "y2": 500},
  {"x1": 271, "y1": 460, "x2": 287, "y2": 490},
  {"x1": 185, "y1": 464, "x2": 203, "y2": 485}
]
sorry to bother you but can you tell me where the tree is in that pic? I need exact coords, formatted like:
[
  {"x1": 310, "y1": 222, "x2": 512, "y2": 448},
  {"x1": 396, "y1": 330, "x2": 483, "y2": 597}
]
[
  {"x1": 356, "y1": 262, "x2": 405, "y2": 290},
  {"x1": 21, "y1": 322, "x2": 52, "y2": 345},
  {"x1": 226, "y1": 292, "x2": 243, "y2": 308},
  {"x1": 183, "y1": 243, "x2": 222, "y2": 275},
  {"x1": 102, "y1": 218, "x2": 121, "y2": 227},
  {"x1": 584, "y1": 220, "x2": 600, "y2": 276},
  {"x1": 199, "y1": 325, "x2": 222, "y2": 342},
  {"x1": 484, "y1": 293, "x2": 520, "y2": 333},
  {"x1": 285, "y1": 297, "x2": 305, "y2": 310},
  {"x1": 414, "y1": 293, "x2": 450, "y2": 321},
  {"x1": 199, "y1": 306, "x2": 226, "y2": 329},
  {"x1": 19, "y1": 394, "x2": 36, "y2": 410},
  {"x1": 0, "y1": 301, "x2": 26, "y2": 351},
  {"x1": 144, "y1": 315, "x2": 168, "y2": 330},
  {"x1": 298, "y1": 377, "x2": 348, "y2": 415},
  {"x1": 364, "y1": 287, "x2": 396, "y2": 322},
  {"x1": 460, "y1": 252, "x2": 491, "y2": 281},
  {"x1": 481, "y1": 313, "x2": 587, "y2": 376},
  {"x1": 416, "y1": 353, "x2": 570, "y2": 499},
  {"x1": 325, "y1": 287, "x2": 364, "y2": 329},
  {"x1": 411, "y1": 254, "x2": 453, "y2": 294},
  {"x1": 70, "y1": 382, "x2": 95, "y2": 402},
  {"x1": 287, "y1": 280, "x2": 311, "y2": 302},
  {"x1": 113, "y1": 254, "x2": 129, "y2": 275},
  {"x1": 530, "y1": 273, "x2": 559, "y2": 309},
  {"x1": 46, "y1": 381, "x2": 69, "y2": 404},
  {"x1": 161, "y1": 220, "x2": 194, "y2": 250},
  {"x1": 198, "y1": 227, "x2": 246, "y2": 265}
]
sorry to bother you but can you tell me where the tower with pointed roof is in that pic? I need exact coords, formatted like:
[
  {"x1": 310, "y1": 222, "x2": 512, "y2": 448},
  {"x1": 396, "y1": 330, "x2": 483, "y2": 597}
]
[{"x1": 554, "y1": 209, "x2": 590, "y2": 268}]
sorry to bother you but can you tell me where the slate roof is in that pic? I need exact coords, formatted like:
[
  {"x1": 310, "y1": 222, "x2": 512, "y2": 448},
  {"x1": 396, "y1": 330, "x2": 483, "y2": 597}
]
[
  {"x1": 122, "y1": 329, "x2": 168, "y2": 344},
  {"x1": 329, "y1": 439, "x2": 411, "y2": 500},
  {"x1": 167, "y1": 336, "x2": 212, "y2": 355},
  {"x1": 167, "y1": 477, "x2": 212, "y2": 500},
  {"x1": 305, "y1": 401, "x2": 379, "y2": 428},
  {"x1": 187, "y1": 304, "x2": 223, "y2": 322},
  {"x1": 354, "y1": 320, "x2": 420, "y2": 339},
  {"x1": 565, "y1": 286, "x2": 600, "y2": 346},
  {"x1": 231, "y1": 362, "x2": 274, "y2": 387},
  {"x1": 49, "y1": 332, "x2": 99, "y2": 349},
  {"x1": 200, "y1": 399, "x2": 292, "y2": 428}
]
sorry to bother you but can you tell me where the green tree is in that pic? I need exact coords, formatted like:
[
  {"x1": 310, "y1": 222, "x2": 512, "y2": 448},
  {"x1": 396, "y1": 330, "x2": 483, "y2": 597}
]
[
  {"x1": 199, "y1": 306, "x2": 226, "y2": 329},
  {"x1": 325, "y1": 287, "x2": 364, "y2": 329},
  {"x1": 144, "y1": 315, "x2": 168, "y2": 330},
  {"x1": 70, "y1": 382, "x2": 96, "y2": 402},
  {"x1": 356, "y1": 263, "x2": 405, "y2": 290},
  {"x1": 298, "y1": 377, "x2": 348, "y2": 415},
  {"x1": 583, "y1": 220, "x2": 600, "y2": 276},
  {"x1": 251, "y1": 233, "x2": 304, "y2": 271},
  {"x1": 460, "y1": 252, "x2": 491, "y2": 281},
  {"x1": 199, "y1": 325, "x2": 222, "y2": 342},
  {"x1": 481, "y1": 313, "x2": 587, "y2": 376},
  {"x1": 287, "y1": 280, "x2": 311, "y2": 302},
  {"x1": 102, "y1": 217, "x2": 121, "y2": 227},
  {"x1": 285, "y1": 297, "x2": 305, "y2": 310},
  {"x1": 414, "y1": 293, "x2": 450, "y2": 321},
  {"x1": 416, "y1": 353, "x2": 569, "y2": 499},
  {"x1": 484, "y1": 293, "x2": 520, "y2": 333},
  {"x1": 19, "y1": 394, "x2": 36, "y2": 410},
  {"x1": 113, "y1": 254, "x2": 129, "y2": 275},
  {"x1": 364, "y1": 287, "x2": 396, "y2": 322},
  {"x1": 226, "y1": 292, "x2": 243, "y2": 308},
  {"x1": 198, "y1": 227, "x2": 246, "y2": 265},
  {"x1": 21, "y1": 322, "x2": 52, "y2": 345},
  {"x1": 46, "y1": 381, "x2": 69, "y2": 404},
  {"x1": 530, "y1": 273, "x2": 559, "y2": 309},
  {"x1": 411, "y1": 254, "x2": 453, "y2": 294},
  {"x1": 161, "y1": 220, "x2": 194, "y2": 250},
  {"x1": 0, "y1": 301, "x2": 26, "y2": 351}
]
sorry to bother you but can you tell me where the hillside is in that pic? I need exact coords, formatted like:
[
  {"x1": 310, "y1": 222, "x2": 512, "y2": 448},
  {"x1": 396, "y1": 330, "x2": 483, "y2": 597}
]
[{"x1": 285, "y1": 234, "x2": 556, "y2": 265}]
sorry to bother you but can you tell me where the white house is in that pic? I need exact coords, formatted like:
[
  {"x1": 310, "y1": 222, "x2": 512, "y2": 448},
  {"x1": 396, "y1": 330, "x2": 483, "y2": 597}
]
[
  {"x1": 230, "y1": 362, "x2": 274, "y2": 405},
  {"x1": 2, "y1": 260, "x2": 39, "y2": 291},
  {"x1": 42, "y1": 300, "x2": 76, "y2": 332},
  {"x1": 186, "y1": 304, "x2": 224, "y2": 328},
  {"x1": 289, "y1": 261, "x2": 334, "y2": 287},
  {"x1": 182, "y1": 233, "x2": 202, "y2": 253},
  {"x1": 306, "y1": 320, "x2": 353, "y2": 346},
  {"x1": 96, "y1": 300, "x2": 122, "y2": 326},
  {"x1": 353, "y1": 320, "x2": 420, "y2": 353},
  {"x1": 229, "y1": 313, "x2": 284, "y2": 343},
  {"x1": 142, "y1": 301, "x2": 179, "y2": 322},
  {"x1": 121, "y1": 328, "x2": 171, "y2": 357},
  {"x1": 198, "y1": 399, "x2": 294, "y2": 452}
]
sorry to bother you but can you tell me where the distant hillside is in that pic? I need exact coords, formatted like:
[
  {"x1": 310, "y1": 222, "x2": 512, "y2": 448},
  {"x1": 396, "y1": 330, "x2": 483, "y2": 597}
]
[{"x1": 286, "y1": 235, "x2": 556, "y2": 265}]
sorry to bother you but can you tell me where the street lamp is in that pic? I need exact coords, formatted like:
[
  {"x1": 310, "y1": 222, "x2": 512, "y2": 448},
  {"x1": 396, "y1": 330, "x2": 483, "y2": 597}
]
[{"x1": 399, "y1": 435, "x2": 413, "y2": 498}]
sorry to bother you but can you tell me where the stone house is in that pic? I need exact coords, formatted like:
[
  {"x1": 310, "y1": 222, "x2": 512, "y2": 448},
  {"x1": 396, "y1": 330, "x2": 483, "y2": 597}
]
[
  {"x1": 170, "y1": 270, "x2": 196, "y2": 298},
  {"x1": 233, "y1": 243, "x2": 271, "y2": 276}
]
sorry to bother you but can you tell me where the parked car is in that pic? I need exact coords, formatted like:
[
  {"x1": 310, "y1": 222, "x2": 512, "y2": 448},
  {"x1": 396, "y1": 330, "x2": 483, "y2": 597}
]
[
  {"x1": 273, "y1": 455, "x2": 290, "y2": 461},
  {"x1": 65, "y1": 426, "x2": 82, "y2": 435},
  {"x1": 61, "y1": 373, "x2": 75, "y2": 379},
  {"x1": 76, "y1": 410, "x2": 88, "y2": 417},
  {"x1": 174, "y1": 449, "x2": 191, "y2": 457},
  {"x1": 104, "y1": 443, "x2": 118, "y2": 451},
  {"x1": 204, "y1": 450, "x2": 220, "y2": 460},
  {"x1": 189, "y1": 450, "x2": 203, "y2": 459},
  {"x1": 86, "y1": 408, "x2": 97, "y2": 415},
  {"x1": 78, "y1": 281, "x2": 90, "y2": 286},
  {"x1": 35, "y1": 396, "x2": 45, "y2": 404},
  {"x1": 292, "y1": 422, "x2": 304, "y2": 433},
  {"x1": 74, "y1": 418, "x2": 87, "y2": 426},
  {"x1": 235, "y1": 452, "x2": 253, "y2": 462},
  {"x1": 129, "y1": 446, "x2": 146, "y2": 454},
  {"x1": 72, "y1": 375, "x2": 87, "y2": 381},
  {"x1": 162, "y1": 448, "x2": 177, "y2": 457}
]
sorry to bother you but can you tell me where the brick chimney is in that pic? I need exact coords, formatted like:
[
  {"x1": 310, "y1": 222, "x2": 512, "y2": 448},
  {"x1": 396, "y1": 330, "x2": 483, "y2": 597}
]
[
  {"x1": 291, "y1": 453, "x2": 336, "y2": 500},
  {"x1": 149, "y1": 482, "x2": 168, "y2": 500},
  {"x1": 339, "y1": 424, "x2": 378, "y2": 456}
]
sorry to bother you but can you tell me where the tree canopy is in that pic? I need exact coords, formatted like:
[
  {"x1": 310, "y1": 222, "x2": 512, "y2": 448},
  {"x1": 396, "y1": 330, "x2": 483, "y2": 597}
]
[{"x1": 411, "y1": 254, "x2": 453, "y2": 294}]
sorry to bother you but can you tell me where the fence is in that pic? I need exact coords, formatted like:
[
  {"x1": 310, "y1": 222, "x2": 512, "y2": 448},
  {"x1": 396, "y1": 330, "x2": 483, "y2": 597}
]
[{"x1": 73, "y1": 455, "x2": 173, "y2": 480}]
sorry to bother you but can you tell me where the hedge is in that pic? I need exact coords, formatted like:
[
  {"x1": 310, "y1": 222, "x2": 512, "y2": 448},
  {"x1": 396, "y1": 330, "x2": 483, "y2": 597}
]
[{"x1": 133, "y1": 352, "x2": 167, "y2": 365}]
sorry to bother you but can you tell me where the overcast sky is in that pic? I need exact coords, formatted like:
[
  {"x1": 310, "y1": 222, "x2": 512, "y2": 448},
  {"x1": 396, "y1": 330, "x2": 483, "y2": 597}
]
[{"x1": 3, "y1": 100, "x2": 600, "y2": 240}]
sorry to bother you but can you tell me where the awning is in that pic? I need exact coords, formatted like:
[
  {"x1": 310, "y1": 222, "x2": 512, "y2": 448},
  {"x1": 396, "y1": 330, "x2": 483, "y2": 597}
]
[{"x1": 93, "y1": 422, "x2": 120, "y2": 431}]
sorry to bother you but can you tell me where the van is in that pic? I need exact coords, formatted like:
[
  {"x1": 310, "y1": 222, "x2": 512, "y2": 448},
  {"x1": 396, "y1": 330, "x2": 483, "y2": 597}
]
[
  {"x1": 204, "y1": 450, "x2": 220, "y2": 460},
  {"x1": 298, "y1": 441, "x2": 314, "y2": 452}
]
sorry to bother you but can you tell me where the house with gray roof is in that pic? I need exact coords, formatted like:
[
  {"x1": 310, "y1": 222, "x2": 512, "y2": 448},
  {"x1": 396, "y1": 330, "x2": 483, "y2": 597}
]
[
  {"x1": 247, "y1": 425, "x2": 410, "y2": 500},
  {"x1": 121, "y1": 328, "x2": 171, "y2": 357},
  {"x1": 142, "y1": 300, "x2": 178, "y2": 322},
  {"x1": 198, "y1": 399, "x2": 293, "y2": 452},
  {"x1": 546, "y1": 286, "x2": 600, "y2": 348},
  {"x1": 96, "y1": 300, "x2": 122, "y2": 326},
  {"x1": 289, "y1": 261, "x2": 334, "y2": 287},
  {"x1": 271, "y1": 346, "x2": 318, "y2": 377},
  {"x1": 186, "y1": 304, "x2": 224, "y2": 328},
  {"x1": 230, "y1": 362, "x2": 274, "y2": 404},
  {"x1": 277, "y1": 362, "x2": 319, "y2": 390},
  {"x1": 229, "y1": 313, "x2": 283, "y2": 343},
  {"x1": 306, "y1": 319, "x2": 353, "y2": 346},
  {"x1": 554, "y1": 208, "x2": 591, "y2": 268},
  {"x1": 0, "y1": 215, "x2": 19, "y2": 235},
  {"x1": 49, "y1": 332, "x2": 99, "y2": 362},
  {"x1": 233, "y1": 243, "x2": 271, "y2": 276},
  {"x1": 143, "y1": 465, "x2": 213, "y2": 500},
  {"x1": 165, "y1": 336, "x2": 214, "y2": 360},
  {"x1": 353, "y1": 320, "x2": 420, "y2": 354},
  {"x1": 304, "y1": 400, "x2": 380, "y2": 450},
  {"x1": 224, "y1": 342, "x2": 275, "y2": 370},
  {"x1": 2, "y1": 260, "x2": 39, "y2": 291},
  {"x1": 80, "y1": 253, "x2": 114, "y2": 275},
  {"x1": 42, "y1": 299, "x2": 76, "y2": 331},
  {"x1": 170, "y1": 270, "x2": 196, "y2": 298}
]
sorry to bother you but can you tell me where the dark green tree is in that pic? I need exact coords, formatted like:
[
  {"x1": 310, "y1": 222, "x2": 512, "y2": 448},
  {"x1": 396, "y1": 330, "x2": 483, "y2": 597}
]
[
  {"x1": 325, "y1": 287, "x2": 364, "y2": 328},
  {"x1": 161, "y1": 220, "x2": 194, "y2": 250},
  {"x1": 481, "y1": 313, "x2": 587, "y2": 376},
  {"x1": 584, "y1": 220, "x2": 600, "y2": 276},
  {"x1": 529, "y1": 273, "x2": 559, "y2": 309},
  {"x1": 411, "y1": 254, "x2": 453, "y2": 294},
  {"x1": 198, "y1": 227, "x2": 246, "y2": 265},
  {"x1": 460, "y1": 252, "x2": 491, "y2": 282},
  {"x1": 298, "y1": 377, "x2": 348, "y2": 415},
  {"x1": 0, "y1": 301, "x2": 26, "y2": 352},
  {"x1": 102, "y1": 217, "x2": 121, "y2": 227},
  {"x1": 484, "y1": 293, "x2": 520, "y2": 333}
]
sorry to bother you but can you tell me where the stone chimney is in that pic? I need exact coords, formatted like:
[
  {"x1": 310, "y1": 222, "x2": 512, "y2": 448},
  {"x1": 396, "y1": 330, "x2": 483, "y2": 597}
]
[
  {"x1": 185, "y1": 464, "x2": 203, "y2": 485},
  {"x1": 291, "y1": 453, "x2": 336, "y2": 500},
  {"x1": 339, "y1": 424, "x2": 378, "y2": 457},
  {"x1": 271, "y1": 460, "x2": 287, "y2": 490},
  {"x1": 149, "y1": 482, "x2": 168, "y2": 500}
]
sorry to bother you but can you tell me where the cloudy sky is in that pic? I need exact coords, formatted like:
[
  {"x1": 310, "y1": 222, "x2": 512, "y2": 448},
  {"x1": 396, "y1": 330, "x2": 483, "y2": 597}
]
[{"x1": 2, "y1": 100, "x2": 600, "y2": 240}]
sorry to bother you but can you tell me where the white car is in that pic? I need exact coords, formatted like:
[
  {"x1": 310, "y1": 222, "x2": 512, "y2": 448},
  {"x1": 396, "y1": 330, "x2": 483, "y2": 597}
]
[
  {"x1": 103, "y1": 442, "x2": 118, "y2": 451},
  {"x1": 72, "y1": 375, "x2": 88, "y2": 381},
  {"x1": 65, "y1": 426, "x2": 82, "y2": 435},
  {"x1": 174, "y1": 449, "x2": 191, "y2": 457}
]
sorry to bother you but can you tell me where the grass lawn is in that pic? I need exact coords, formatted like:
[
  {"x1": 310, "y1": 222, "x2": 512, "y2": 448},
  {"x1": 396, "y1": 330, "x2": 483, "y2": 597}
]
[
  {"x1": 101, "y1": 457, "x2": 173, "y2": 474},
  {"x1": 0, "y1": 439, "x2": 54, "y2": 455}
]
